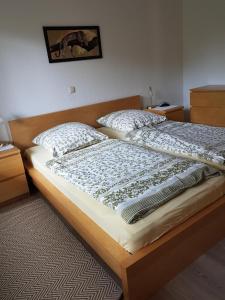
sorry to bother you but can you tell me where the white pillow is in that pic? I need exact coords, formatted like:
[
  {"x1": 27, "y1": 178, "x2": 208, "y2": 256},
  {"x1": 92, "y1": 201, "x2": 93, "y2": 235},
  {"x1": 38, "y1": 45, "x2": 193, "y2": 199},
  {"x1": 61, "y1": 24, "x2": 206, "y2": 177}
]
[
  {"x1": 97, "y1": 109, "x2": 166, "y2": 132},
  {"x1": 33, "y1": 122, "x2": 108, "y2": 157}
]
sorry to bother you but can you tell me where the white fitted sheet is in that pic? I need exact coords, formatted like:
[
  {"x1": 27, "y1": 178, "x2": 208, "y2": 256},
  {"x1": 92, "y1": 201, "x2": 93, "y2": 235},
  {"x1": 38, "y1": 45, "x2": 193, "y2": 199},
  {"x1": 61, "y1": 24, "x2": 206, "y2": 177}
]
[
  {"x1": 97, "y1": 127, "x2": 128, "y2": 139},
  {"x1": 25, "y1": 145, "x2": 225, "y2": 253}
]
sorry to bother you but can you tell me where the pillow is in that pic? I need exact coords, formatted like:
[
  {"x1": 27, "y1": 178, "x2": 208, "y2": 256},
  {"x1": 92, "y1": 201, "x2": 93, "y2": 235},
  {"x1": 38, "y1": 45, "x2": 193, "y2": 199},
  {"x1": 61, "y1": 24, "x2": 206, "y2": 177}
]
[
  {"x1": 33, "y1": 122, "x2": 108, "y2": 157},
  {"x1": 97, "y1": 109, "x2": 166, "y2": 132}
]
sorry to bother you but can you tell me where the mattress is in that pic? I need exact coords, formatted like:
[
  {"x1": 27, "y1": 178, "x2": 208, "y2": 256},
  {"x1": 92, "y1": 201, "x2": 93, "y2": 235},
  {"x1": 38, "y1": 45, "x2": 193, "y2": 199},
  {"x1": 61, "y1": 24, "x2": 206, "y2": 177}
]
[{"x1": 25, "y1": 145, "x2": 225, "y2": 253}]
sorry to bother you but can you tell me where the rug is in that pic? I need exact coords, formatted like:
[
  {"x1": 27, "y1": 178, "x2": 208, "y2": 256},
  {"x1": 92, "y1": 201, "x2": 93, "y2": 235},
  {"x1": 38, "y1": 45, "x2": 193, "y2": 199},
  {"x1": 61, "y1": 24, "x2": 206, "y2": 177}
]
[{"x1": 0, "y1": 195, "x2": 122, "y2": 300}]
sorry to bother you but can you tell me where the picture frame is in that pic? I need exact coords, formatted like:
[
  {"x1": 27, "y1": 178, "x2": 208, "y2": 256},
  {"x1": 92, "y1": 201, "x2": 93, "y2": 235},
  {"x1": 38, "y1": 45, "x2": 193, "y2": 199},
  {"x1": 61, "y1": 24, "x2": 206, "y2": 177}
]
[{"x1": 43, "y1": 26, "x2": 103, "y2": 63}]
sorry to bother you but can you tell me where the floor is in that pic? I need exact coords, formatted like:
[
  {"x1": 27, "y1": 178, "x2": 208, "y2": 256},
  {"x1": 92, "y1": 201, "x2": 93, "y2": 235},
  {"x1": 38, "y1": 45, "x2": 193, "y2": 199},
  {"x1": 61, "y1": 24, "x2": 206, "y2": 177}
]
[
  {"x1": 151, "y1": 238, "x2": 225, "y2": 300},
  {"x1": 1, "y1": 194, "x2": 225, "y2": 300}
]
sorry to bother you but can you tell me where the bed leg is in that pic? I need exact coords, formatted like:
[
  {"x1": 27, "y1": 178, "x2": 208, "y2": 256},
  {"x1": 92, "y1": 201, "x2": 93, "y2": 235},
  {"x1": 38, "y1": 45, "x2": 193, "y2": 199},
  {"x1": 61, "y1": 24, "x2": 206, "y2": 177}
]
[{"x1": 121, "y1": 264, "x2": 159, "y2": 300}]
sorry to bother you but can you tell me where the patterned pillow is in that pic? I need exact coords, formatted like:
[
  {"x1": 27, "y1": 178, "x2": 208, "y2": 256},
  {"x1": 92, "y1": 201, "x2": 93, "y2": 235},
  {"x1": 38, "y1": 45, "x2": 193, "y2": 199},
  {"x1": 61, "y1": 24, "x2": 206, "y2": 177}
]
[
  {"x1": 97, "y1": 109, "x2": 166, "y2": 132},
  {"x1": 33, "y1": 122, "x2": 108, "y2": 157}
]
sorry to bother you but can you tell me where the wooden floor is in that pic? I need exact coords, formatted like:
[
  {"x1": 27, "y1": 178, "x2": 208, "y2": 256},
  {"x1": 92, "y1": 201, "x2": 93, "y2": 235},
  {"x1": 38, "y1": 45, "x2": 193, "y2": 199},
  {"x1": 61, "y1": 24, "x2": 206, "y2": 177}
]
[{"x1": 150, "y1": 238, "x2": 225, "y2": 300}]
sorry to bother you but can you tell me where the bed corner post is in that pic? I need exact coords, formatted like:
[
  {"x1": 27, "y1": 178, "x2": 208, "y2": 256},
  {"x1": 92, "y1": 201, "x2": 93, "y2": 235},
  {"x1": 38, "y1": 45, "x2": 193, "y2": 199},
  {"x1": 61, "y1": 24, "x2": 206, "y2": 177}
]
[{"x1": 120, "y1": 258, "x2": 157, "y2": 300}]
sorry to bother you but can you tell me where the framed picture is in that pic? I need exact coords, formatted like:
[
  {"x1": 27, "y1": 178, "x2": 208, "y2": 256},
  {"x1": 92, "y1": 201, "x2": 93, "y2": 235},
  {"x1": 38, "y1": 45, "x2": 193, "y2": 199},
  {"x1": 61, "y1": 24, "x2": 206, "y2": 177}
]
[{"x1": 43, "y1": 26, "x2": 103, "y2": 63}]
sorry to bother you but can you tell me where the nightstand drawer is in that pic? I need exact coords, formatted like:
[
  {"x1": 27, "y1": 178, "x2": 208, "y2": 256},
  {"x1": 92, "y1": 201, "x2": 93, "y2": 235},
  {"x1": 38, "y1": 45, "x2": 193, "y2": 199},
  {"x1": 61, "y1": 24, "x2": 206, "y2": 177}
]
[
  {"x1": 166, "y1": 110, "x2": 184, "y2": 122},
  {"x1": 0, "y1": 154, "x2": 25, "y2": 181},
  {"x1": 0, "y1": 174, "x2": 29, "y2": 203}
]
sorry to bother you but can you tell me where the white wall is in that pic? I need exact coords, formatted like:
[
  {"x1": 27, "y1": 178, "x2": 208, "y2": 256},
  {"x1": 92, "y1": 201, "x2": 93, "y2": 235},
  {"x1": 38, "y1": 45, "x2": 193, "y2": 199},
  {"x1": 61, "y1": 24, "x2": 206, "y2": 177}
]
[
  {"x1": 0, "y1": 0, "x2": 182, "y2": 124},
  {"x1": 183, "y1": 0, "x2": 225, "y2": 108},
  {"x1": 147, "y1": 0, "x2": 183, "y2": 106}
]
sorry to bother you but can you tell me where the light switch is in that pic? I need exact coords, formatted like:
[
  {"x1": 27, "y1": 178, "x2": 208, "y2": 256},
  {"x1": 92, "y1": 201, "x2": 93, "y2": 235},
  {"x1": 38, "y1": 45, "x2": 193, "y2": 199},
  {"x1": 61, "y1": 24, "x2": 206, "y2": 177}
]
[{"x1": 69, "y1": 86, "x2": 76, "y2": 94}]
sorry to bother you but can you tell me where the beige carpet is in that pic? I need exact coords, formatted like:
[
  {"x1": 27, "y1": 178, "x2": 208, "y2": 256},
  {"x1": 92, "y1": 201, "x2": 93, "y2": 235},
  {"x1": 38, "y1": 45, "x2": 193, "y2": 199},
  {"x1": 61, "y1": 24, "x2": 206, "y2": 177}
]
[{"x1": 0, "y1": 195, "x2": 122, "y2": 300}]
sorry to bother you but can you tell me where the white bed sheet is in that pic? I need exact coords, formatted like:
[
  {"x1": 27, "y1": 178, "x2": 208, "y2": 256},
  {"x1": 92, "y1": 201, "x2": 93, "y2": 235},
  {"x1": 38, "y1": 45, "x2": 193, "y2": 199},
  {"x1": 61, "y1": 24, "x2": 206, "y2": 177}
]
[
  {"x1": 25, "y1": 145, "x2": 225, "y2": 253},
  {"x1": 97, "y1": 127, "x2": 127, "y2": 139}
]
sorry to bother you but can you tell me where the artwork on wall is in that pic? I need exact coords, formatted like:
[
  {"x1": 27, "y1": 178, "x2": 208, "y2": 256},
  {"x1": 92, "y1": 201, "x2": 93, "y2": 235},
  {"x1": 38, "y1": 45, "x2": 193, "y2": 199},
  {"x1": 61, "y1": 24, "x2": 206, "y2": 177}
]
[{"x1": 43, "y1": 26, "x2": 103, "y2": 63}]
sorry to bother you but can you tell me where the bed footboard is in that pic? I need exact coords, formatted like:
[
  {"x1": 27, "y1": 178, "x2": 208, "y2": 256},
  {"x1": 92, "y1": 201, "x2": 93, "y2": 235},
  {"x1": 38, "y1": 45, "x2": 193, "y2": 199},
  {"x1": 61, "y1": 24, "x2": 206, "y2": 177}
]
[{"x1": 121, "y1": 196, "x2": 225, "y2": 300}]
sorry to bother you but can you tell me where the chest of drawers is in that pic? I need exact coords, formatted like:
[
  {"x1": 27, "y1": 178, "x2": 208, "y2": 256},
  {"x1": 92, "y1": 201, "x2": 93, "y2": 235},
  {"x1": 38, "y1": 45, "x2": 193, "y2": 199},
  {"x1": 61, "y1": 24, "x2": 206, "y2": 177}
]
[
  {"x1": 0, "y1": 147, "x2": 29, "y2": 204},
  {"x1": 190, "y1": 85, "x2": 225, "y2": 127}
]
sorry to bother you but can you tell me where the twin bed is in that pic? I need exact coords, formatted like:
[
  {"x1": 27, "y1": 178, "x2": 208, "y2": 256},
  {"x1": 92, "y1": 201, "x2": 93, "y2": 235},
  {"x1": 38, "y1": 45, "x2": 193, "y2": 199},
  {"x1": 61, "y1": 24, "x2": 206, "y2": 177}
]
[{"x1": 9, "y1": 95, "x2": 225, "y2": 300}]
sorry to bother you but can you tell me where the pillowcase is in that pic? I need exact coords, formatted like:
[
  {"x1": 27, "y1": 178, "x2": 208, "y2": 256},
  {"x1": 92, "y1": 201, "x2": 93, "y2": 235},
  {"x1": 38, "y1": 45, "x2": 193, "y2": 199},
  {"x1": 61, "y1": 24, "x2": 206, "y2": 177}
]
[
  {"x1": 33, "y1": 122, "x2": 108, "y2": 157},
  {"x1": 97, "y1": 109, "x2": 166, "y2": 132}
]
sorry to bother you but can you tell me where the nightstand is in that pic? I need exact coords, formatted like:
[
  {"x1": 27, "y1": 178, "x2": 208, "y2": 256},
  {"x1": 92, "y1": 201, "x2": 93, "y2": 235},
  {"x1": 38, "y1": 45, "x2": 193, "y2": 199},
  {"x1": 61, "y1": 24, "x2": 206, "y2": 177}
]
[
  {"x1": 145, "y1": 105, "x2": 184, "y2": 122},
  {"x1": 0, "y1": 146, "x2": 29, "y2": 205}
]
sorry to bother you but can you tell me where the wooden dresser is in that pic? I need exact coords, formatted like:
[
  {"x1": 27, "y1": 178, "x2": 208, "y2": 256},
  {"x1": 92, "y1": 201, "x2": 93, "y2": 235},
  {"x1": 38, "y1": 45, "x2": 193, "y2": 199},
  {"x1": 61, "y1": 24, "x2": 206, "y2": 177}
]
[
  {"x1": 190, "y1": 85, "x2": 225, "y2": 126},
  {"x1": 0, "y1": 146, "x2": 29, "y2": 205}
]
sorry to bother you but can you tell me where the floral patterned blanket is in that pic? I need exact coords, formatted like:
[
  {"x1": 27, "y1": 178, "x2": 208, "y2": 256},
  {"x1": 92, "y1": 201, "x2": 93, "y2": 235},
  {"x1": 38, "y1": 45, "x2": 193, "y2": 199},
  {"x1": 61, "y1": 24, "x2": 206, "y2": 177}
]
[
  {"x1": 46, "y1": 139, "x2": 217, "y2": 224},
  {"x1": 126, "y1": 121, "x2": 225, "y2": 170}
]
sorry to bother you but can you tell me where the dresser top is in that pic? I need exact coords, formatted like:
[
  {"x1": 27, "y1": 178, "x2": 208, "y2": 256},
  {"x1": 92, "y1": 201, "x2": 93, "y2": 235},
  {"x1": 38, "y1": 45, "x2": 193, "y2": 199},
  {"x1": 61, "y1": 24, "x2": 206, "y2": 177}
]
[{"x1": 190, "y1": 85, "x2": 225, "y2": 92}]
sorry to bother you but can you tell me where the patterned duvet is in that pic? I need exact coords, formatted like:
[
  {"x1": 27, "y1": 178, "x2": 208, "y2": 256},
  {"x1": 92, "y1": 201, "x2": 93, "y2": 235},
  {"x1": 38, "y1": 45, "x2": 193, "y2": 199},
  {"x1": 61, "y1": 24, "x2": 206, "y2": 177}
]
[
  {"x1": 126, "y1": 121, "x2": 225, "y2": 170},
  {"x1": 46, "y1": 139, "x2": 217, "y2": 224}
]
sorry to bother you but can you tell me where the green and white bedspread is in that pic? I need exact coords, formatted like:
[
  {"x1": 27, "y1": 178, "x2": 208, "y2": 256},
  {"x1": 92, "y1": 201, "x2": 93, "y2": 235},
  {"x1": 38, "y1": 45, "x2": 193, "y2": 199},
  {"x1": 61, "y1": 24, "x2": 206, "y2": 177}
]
[
  {"x1": 46, "y1": 139, "x2": 217, "y2": 224},
  {"x1": 126, "y1": 121, "x2": 225, "y2": 170}
]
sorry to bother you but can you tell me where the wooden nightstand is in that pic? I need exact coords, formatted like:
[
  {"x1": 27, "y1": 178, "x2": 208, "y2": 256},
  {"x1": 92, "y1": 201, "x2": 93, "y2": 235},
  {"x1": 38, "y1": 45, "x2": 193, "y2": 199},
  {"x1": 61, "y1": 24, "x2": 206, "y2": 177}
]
[
  {"x1": 145, "y1": 105, "x2": 184, "y2": 122},
  {"x1": 0, "y1": 146, "x2": 29, "y2": 205}
]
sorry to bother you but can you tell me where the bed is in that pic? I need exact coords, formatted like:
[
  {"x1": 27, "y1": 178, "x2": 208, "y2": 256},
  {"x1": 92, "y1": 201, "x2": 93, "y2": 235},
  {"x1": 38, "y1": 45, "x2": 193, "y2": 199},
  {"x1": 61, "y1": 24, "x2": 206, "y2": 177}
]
[
  {"x1": 25, "y1": 143, "x2": 225, "y2": 253},
  {"x1": 98, "y1": 120, "x2": 225, "y2": 170},
  {"x1": 9, "y1": 95, "x2": 225, "y2": 300}
]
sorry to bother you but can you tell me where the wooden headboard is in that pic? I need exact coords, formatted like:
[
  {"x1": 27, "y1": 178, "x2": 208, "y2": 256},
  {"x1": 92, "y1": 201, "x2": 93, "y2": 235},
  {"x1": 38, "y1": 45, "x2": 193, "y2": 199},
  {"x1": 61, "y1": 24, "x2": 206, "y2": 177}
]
[{"x1": 9, "y1": 95, "x2": 142, "y2": 151}]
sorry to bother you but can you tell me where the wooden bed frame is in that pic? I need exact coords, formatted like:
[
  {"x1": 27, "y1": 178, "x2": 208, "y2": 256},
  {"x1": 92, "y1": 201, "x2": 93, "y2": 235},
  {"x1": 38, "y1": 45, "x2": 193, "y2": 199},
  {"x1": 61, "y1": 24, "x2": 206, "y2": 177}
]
[{"x1": 9, "y1": 95, "x2": 225, "y2": 300}]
